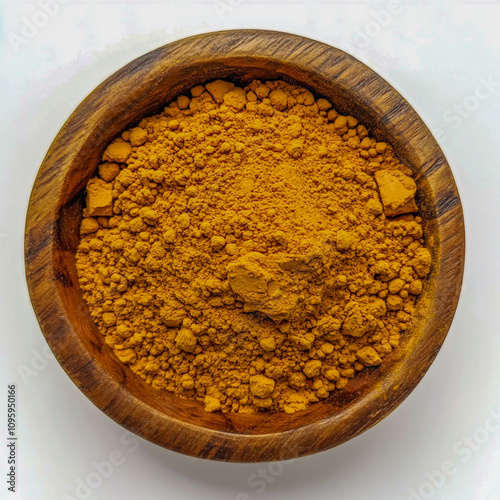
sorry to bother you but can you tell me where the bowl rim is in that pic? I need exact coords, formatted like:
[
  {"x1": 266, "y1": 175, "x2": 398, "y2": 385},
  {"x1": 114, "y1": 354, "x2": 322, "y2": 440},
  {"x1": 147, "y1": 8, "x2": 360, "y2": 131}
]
[{"x1": 24, "y1": 29, "x2": 465, "y2": 462}]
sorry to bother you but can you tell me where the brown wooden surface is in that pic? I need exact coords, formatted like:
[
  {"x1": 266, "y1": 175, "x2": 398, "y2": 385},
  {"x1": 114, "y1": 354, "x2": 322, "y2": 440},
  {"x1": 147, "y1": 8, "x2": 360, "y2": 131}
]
[{"x1": 24, "y1": 30, "x2": 465, "y2": 462}]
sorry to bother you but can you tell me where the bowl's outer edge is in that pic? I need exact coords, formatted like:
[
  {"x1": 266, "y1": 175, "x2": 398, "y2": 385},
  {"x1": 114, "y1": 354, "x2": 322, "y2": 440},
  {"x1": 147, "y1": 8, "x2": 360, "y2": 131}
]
[{"x1": 24, "y1": 29, "x2": 465, "y2": 462}]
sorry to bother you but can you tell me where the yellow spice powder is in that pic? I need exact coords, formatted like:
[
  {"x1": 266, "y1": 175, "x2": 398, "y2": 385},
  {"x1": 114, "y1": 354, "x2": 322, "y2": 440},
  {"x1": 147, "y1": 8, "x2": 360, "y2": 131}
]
[{"x1": 76, "y1": 78, "x2": 431, "y2": 414}]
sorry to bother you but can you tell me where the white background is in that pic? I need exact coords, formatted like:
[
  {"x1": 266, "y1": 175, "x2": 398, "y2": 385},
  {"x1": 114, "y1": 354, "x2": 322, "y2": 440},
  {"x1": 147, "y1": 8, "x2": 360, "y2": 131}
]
[{"x1": 1, "y1": 1, "x2": 500, "y2": 499}]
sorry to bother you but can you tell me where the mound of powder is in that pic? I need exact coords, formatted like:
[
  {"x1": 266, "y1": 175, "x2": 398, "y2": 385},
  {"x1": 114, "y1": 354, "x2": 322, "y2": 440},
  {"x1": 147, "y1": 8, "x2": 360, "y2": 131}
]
[{"x1": 76, "y1": 79, "x2": 431, "y2": 413}]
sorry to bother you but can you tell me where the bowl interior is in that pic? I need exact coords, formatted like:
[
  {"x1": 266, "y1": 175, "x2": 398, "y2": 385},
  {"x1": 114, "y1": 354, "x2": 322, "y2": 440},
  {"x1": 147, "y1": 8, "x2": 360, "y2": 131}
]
[
  {"x1": 55, "y1": 60, "x2": 436, "y2": 432},
  {"x1": 26, "y1": 30, "x2": 464, "y2": 460}
]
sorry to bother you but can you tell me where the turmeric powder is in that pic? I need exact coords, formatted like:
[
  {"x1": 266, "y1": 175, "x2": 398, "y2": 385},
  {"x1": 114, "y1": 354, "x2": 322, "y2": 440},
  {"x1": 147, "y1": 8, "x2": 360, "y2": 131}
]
[{"x1": 75, "y1": 78, "x2": 431, "y2": 414}]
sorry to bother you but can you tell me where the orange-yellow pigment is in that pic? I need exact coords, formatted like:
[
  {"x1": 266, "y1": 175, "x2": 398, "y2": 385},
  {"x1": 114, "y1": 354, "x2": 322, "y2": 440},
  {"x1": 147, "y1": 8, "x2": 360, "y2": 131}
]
[{"x1": 75, "y1": 79, "x2": 431, "y2": 413}]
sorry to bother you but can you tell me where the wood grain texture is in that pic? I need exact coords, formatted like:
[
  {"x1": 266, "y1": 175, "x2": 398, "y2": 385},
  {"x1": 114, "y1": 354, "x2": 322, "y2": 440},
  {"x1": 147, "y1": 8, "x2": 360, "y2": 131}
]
[{"x1": 24, "y1": 30, "x2": 465, "y2": 462}]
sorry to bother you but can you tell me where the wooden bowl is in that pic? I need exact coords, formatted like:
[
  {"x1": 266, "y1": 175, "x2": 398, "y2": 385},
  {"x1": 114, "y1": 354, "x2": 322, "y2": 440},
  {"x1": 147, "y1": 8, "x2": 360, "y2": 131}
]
[{"x1": 25, "y1": 30, "x2": 465, "y2": 462}]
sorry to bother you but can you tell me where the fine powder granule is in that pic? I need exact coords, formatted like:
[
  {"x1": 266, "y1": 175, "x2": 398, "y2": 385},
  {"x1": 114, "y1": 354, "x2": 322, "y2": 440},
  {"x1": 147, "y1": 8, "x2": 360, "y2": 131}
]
[{"x1": 75, "y1": 79, "x2": 432, "y2": 414}]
